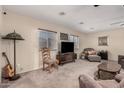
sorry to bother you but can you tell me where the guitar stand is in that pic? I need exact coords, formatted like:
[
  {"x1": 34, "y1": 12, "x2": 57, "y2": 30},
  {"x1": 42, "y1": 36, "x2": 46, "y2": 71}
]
[{"x1": 9, "y1": 74, "x2": 20, "y2": 81}]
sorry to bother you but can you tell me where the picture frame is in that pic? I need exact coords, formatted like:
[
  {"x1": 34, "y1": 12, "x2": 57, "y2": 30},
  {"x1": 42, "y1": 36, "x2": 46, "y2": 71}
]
[
  {"x1": 98, "y1": 36, "x2": 108, "y2": 46},
  {"x1": 60, "y1": 33, "x2": 68, "y2": 40}
]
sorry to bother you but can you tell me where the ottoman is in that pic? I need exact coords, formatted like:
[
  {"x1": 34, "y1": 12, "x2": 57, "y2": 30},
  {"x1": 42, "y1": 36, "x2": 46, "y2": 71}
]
[{"x1": 88, "y1": 55, "x2": 101, "y2": 62}]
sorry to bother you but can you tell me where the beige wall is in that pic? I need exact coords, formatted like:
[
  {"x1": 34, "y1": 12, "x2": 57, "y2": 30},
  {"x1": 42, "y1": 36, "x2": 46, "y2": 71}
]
[
  {"x1": 0, "y1": 5, "x2": 3, "y2": 83},
  {"x1": 86, "y1": 29, "x2": 124, "y2": 61},
  {"x1": 2, "y1": 11, "x2": 86, "y2": 74},
  {"x1": 1, "y1": 7, "x2": 124, "y2": 78}
]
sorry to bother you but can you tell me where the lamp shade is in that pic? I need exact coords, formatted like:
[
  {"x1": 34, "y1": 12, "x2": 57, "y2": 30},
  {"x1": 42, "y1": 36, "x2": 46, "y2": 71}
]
[{"x1": 2, "y1": 31, "x2": 24, "y2": 40}]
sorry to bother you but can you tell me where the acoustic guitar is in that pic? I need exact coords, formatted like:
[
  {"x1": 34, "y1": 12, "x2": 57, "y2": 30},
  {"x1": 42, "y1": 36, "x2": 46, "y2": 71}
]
[{"x1": 2, "y1": 52, "x2": 14, "y2": 78}]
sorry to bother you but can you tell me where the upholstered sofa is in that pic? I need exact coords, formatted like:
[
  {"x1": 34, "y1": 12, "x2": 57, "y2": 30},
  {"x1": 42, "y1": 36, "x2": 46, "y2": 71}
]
[
  {"x1": 79, "y1": 74, "x2": 124, "y2": 88},
  {"x1": 80, "y1": 48, "x2": 101, "y2": 62}
]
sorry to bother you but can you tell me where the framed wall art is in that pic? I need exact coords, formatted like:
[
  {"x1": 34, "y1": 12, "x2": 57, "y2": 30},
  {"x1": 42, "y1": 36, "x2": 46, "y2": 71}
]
[{"x1": 98, "y1": 36, "x2": 108, "y2": 46}]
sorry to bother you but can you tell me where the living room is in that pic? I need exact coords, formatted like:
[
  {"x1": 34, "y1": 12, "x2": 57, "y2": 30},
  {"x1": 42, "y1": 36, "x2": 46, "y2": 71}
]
[{"x1": 0, "y1": 4, "x2": 124, "y2": 88}]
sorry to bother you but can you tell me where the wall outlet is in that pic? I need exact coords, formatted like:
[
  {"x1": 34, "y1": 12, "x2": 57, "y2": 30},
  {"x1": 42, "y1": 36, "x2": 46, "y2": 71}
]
[
  {"x1": 17, "y1": 64, "x2": 23, "y2": 72},
  {"x1": 20, "y1": 67, "x2": 23, "y2": 71}
]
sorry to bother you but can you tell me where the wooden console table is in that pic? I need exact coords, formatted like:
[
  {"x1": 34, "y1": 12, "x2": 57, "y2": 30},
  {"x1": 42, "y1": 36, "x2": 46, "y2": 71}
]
[{"x1": 56, "y1": 52, "x2": 75, "y2": 65}]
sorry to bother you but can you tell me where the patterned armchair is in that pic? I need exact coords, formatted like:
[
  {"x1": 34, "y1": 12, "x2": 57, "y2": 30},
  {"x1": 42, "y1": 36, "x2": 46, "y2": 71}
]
[
  {"x1": 83, "y1": 48, "x2": 96, "y2": 59},
  {"x1": 80, "y1": 48, "x2": 101, "y2": 62},
  {"x1": 41, "y1": 48, "x2": 59, "y2": 73}
]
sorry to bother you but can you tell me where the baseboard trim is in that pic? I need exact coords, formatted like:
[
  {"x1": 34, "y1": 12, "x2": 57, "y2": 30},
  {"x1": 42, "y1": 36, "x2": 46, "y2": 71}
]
[
  {"x1": 108, "y1": 59, "x2": 118, "y2": 63},
  {"x1": 18, "y1": 67, "x2": 42, "y2": 75}
]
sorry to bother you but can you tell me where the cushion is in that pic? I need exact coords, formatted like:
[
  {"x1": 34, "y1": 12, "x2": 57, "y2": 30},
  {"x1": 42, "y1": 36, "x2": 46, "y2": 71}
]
[
  {"x1": 88, "y1": 51, "x2": 96, "y2": 55},
  {"x1": 89, "y1": 50, "x2": 96, "y2": 55},
  {"x1": 88, "y1": 51, "x2": 92, "y2": 55},
  {"x1": 119, "y1": 79, "x2": 124, "y2": 88},
  {"x1": 84, "y1": 48, "x2": 94, "y2": 52},
  {"x1": 115, "y1": 73, "x2": 124, "y2": 82},
  {"x1": 88, "y1": 55, "x2": 101, "y2": 62},
  {"x1": 92, "y1": 50, "x2": 97, "y2": 55},
  {"x1": 79, "y1": 74, "x2": 102, "y2": 88}
]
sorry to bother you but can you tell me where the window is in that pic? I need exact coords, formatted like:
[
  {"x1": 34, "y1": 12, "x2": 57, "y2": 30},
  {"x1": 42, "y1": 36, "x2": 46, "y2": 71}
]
[
  {"x1": 69, "y1": 35, "x2": 79, "y2": 49},
  {"x1": 39, "y1": 30, "x2": 57, "y2": 50}
]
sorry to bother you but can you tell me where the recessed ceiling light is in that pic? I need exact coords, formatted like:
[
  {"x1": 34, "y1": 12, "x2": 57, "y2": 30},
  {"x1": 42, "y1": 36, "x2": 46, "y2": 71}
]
[
  {"x1": 90, "y1": 27, "x2": 94, "y2": 30},
  {"x1": 59, "y1": 12, "x2": 66, "y2": 16},
  {"x1": 90, "y1": 27, "x2": 94, "y2": 29},
  {"x1": 79, "y1": 22, "x2": 84, "y2": 24}
]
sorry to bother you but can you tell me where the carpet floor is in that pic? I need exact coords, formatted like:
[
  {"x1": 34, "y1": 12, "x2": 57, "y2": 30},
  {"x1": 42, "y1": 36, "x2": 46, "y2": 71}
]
[{"x1": 1, "y1": 59, "x2": 123, "y2": 88}]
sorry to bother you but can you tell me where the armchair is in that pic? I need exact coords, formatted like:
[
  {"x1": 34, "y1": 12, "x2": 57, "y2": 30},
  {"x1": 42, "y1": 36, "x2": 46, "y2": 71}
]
[
  {"x1": 80, "y1": 48, "x2": 101, "y2": 62},
  {"x1": 79, "y1": 74, "x2": 124, "y2": 88}
]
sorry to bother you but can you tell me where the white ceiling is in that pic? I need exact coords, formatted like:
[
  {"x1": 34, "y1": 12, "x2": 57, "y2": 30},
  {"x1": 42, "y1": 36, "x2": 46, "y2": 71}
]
[{"x1": 3, "y1": 5, "x2": 124, "y2": 33}]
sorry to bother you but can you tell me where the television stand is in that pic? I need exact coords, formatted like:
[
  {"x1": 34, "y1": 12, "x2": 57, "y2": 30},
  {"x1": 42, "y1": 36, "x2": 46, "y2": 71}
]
[{"x1": 56, "y1": 52, "x2": 75, "y2": 65}]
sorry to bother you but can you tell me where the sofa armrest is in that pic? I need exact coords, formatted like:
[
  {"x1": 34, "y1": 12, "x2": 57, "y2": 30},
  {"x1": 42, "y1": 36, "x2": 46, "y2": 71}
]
[
  {"x1": 79, "y1": 74, "x2": 102, "y2": 88},
  {"x1": 119, "y1": 79, "x2": 124, "y2": 88}
]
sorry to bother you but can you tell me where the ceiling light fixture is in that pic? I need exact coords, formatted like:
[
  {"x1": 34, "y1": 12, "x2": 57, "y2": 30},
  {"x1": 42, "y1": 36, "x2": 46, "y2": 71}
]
[
  {"x1": 110, "y1": 21, "x2": 124, "y2": 25},
  {"x1": 120, "y1": 24, "x2": 124, "y2": 26},
  {"x1": 59, "y1": 12, "x2": 66, "y2": 16}
]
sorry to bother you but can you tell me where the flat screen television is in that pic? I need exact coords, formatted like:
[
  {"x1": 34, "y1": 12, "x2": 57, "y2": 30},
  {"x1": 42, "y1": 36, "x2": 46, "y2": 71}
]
[{"x1": 61, "y1": 42, "x2": 74, "y2": 53}]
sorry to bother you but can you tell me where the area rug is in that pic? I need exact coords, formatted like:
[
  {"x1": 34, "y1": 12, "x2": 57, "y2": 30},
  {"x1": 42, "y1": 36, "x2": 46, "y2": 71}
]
[
  {"x1": 7, "y1": 59, "x2": 101, "y2": 88},
  {"x1": 3, "y1": 59, "x2": 124, "y2": 88}
]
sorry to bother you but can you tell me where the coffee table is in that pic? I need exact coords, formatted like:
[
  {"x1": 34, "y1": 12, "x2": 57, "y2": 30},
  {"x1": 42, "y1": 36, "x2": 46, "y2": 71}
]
[{"x1": 98, "y1": 62, "x2": 121, "y2": 80}]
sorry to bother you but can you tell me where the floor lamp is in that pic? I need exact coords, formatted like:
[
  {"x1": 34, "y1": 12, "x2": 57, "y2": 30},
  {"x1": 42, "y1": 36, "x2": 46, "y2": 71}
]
[{"x1": 2, "y1": 30, "x2": 24, "y2": 80}]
